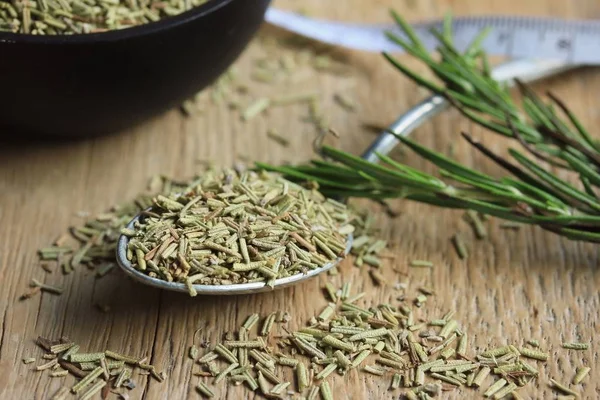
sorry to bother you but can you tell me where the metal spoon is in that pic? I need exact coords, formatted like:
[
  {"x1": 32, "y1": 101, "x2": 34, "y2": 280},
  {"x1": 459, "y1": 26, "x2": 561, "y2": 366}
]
[{"x1": 116, "y1": 58, "x2": 577, "y2": 295}]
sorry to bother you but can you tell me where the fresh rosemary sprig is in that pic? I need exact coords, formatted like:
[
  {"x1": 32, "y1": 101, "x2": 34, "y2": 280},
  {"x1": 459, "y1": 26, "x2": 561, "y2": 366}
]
[{"x1": 259, "y1": 11, "x2": 600, "y2": 243}]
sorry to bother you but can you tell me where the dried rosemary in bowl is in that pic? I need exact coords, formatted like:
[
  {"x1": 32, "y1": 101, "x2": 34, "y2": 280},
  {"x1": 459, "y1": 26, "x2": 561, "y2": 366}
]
[
  {"x1": 121, "y1": 168, "x2": 356, "y2": 293},
  {"x1": 0, "y1": 0, "x2": 211, "y2": 35}
]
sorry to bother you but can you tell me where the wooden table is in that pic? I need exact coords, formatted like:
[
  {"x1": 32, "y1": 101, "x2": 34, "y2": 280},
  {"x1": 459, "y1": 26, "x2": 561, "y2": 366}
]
[{"x1": 1, "y1": 1, "x2": 598, "y2": 398}]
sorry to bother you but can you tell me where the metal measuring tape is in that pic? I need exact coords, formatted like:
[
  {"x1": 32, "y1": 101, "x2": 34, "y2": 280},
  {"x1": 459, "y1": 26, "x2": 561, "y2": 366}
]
[{"x1": 266, "y1": 8, "x2": 600, "y2": 65}]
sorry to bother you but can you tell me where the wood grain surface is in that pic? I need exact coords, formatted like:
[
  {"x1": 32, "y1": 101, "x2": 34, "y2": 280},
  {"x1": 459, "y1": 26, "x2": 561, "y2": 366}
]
[{"x1": 1, "y1": 0, "x2": 599, "y2": 398}]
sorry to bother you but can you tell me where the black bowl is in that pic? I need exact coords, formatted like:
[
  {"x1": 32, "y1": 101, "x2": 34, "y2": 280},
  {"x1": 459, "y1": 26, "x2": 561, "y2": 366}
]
[{"x1": 0, "y1": 0, "x2": 270, "y2": 138}]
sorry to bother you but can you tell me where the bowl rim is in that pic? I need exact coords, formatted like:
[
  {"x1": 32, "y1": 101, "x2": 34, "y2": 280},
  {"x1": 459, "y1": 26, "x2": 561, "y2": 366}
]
[{"x1": 0, "y1": 0, "x2": 247, "y2": 45}]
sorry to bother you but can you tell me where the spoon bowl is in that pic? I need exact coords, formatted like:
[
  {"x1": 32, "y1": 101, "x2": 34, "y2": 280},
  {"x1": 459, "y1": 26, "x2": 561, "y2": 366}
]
[
  {"x1": 116, "y1": 213, "x2": 353, "y2": 295},
  {"x1": 0, "y1": 0, "x2": 270, "y2": 138}
]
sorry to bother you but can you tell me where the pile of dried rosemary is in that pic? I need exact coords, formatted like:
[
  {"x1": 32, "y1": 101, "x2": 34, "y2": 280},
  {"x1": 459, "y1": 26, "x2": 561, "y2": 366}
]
[
  {"x1": 190, "y1": 282, "x2": 591, "y2": 399},
  {"x1": 25, "y1": 336, "x2": 165, "y2": 399},
  {"x1": 122, "y1": 168, "x2": 354, "y2": 292},
  {"x1": 28, "y1": 167, "x2": 387, "y2": 300},
  {"x1": 0, "y1": 0, "x2": 211, "y2": 34}
]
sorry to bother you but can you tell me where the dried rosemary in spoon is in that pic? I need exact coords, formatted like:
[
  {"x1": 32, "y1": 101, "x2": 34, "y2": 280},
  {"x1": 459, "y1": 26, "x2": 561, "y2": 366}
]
[{"x1": 122, "y1": 168, "x2": 355, "y2": 293}]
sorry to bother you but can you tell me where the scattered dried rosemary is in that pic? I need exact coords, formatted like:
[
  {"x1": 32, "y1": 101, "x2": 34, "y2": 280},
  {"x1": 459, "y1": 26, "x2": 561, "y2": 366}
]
[
  {"x1": 179, "y1": 30, "x2": 355, "y2": 141},
  {"x1": 0, "y1": 0, "x2": 211, "y2": 35},
  {"x1": 26, "y1": 336, "x2": 164, "y2": 398},
  {"x1": 123, "y1": 168, "x2": 354, "y2": 292},
  {"x1": 348, "y1": 211, "x2": 390, "y2": 269},
  {"x1": 191, "y1": 280, "x2": 590, "y2": 399},
  {"x1": 333, "y1": 93, "x2": 356, "y2": 112}
]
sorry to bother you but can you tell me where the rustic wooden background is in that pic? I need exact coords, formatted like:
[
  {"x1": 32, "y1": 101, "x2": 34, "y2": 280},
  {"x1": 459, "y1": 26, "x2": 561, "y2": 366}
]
[{"x1": 1, "y1": 0, "x2": 598, "y2": 398}]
